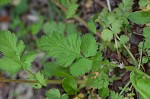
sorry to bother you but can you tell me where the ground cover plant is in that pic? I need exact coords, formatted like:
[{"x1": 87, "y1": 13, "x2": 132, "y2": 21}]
[{"x1": 0, "y1": 0, "x2": 150, "y2": 99}]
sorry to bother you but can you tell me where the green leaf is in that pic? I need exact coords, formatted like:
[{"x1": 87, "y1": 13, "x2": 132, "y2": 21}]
[
  {"x1": 46, "y1": 89, "x2": 61, "y2": 99},
  {"x1": 87, "y1": 72, "x2": 109, "y2": 89},
  {"x1": 88, "y1": 21, "x2": 97, "y2": 34},
  {"x1": 98, "y1": 87, "x2": 109, "y2": 99},
  {"x1": 46, "y1": 89, "x2": 68, "y2": 99},
  {"x1": 65, "y1": 23, "x2": 78, "y2": 35},
  {"x1": 0, "y1": 0, "x2": 11, "y2": 6},
  {"x1": 101, "y1": 29, "x2": 113, "y2": 41},
  {"x1": 30, "y1": 18, "x2": 43, "y2": 35},
  {"x1": 128, "y1": 11, "x2": 150, "y2": 24},
  {"x1": 62, "y1": 76, "x2": 78, "y2": 95},
  {"x1": 119, "y1": 35, "x2": 129, "y2": 45},
  {"x1": 130, "y1": 69, "x2": 150, "y2": 99},
  {"x1": 43, "y1": 62, "x2": 70, "y2": 77},
  {"x1": 0, "y1": 30, "x2": 25, "y2": 59},
  {"x1": 43, "y1": 21, "x2": 66, "y2": 34},
  {"x1": 39, "y1": 32, "x2": 81, "y2": 67},
  {"x1": 70, "y1": 58, "x2": 92, "y2": 77},
  {"x1": 81, "y1": 34, "x2": 98, "y2": 57},
  {"x1": 35, "y1": 72, "x2": 47, "y2": 86},
  {"x1": 66, "y1": 3, "x2": 79, "y2": 18},
  {"x1": 143, "y1": 27, "x2": 150, "y2": 56},
  {"x1": 21, "y1": 52, "x2": 36, "y2": 68},
  {"x1": 111, "y1": 19, "x2": 123, "y2": 34},
  {"x1": 110, "y1": 91, "x2": 124, "y2": 99},
  {"x1": 142, "y1": 57, "x2": 149, "y2": 64},
  {"x1": 0, "y1": 57, "x2": 21, "y2": 74}
]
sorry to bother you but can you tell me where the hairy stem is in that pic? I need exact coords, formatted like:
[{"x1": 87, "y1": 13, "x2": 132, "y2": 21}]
[{"x1": 0, "y1": 79, "x2": 84, "y2": 84}]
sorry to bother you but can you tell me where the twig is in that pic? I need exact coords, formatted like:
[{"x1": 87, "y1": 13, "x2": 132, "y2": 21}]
[
  {"x1": 119, "y1": 81, "x2": 131, "y2": 95},
  {"x1": 0, "y1": 79, "x2": 84, "y2": 85},
  {"x1": 106, "y1": 0, "x2": 111, "y2": 11},
  {"x1": 138, "y1": 41, "x2": 144, "y2": 69}
]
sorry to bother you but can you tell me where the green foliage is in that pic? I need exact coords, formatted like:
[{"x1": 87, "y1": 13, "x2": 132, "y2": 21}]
[
  {"x1": 101, "y1": 29, "x2": 113, "y2": 41},
  {"x1": 62, "y1": 76, "x2": 78, "y2": 95},
  {"x1": 143, "y1": 27, "x2": 150, "y2": 56},
  {"x1": 119, "y1": 35, "x2": 129, "y2": 45},
  {"x1": 128, "y1": 11, "x2": 150, "y2": 24},
  {"x1": 46, "y1": 89, "x2": 68, "y2": 99},
  {"x1": 0, "y1": 0, "x2": 11, "y2": 6},
  {"x1": 87, "y1": 72, "x2": 109, "y2": 89},
  {"x1": 130, "y1": 69, "x2": 150, "y2": 99},
  {"x1": 66, "y1": 3, "x2": 79, "y2": 18},
  {"x1": 43, "y1": 62, "x2": 70, "y2": 77},
  {"x1": 110, "y1": 91, "x2": 124, "y2": 99},
  {"x1": 39, "y1": 33, "x2": 81, "y2": 67},
  {"x1": 70, "y1": 58, "x2": 92, "y2": 77},
  {"x1": 88, "y1": 21, "x2": 97, "y2": 34},
  {"x1": 139, "y1": 0, "x2": 150, "y2": 9},
  {"x1": 98, "y1": 87, "x2": 109, "y2": 99},
  {"x1": 43, "y1": 21, "x2": 66, "y2": 34},
  {"x1": 81, "y1": 34, "x2": 98, "y2": 57}
]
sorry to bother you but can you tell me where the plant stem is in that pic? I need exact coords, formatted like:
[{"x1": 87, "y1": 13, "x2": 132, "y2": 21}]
[
  {"x1": 0, "y1": 79, "x2": 84, "y2": 85},
  {"x1": 119, "y1": 81, "x2": 131, "y2": 95},
  {"x1": 116, "y1": 35, "x2": 138, "y2": 66},
  {"x1": 50, "y1": 0, "x2": 89, "y2": 29}
]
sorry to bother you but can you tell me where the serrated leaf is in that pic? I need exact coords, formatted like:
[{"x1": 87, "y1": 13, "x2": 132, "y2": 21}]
[
  {"x1": 46, "y1": 89, "x2": 68, "y2": 99},
  {"x1": 70, "y1": 58, "x2": 92, "y2": 76},
  {"x1": 0, "y1": 57, "x2": 21, "y2": 74},
  {"x1": 0, "y1": 0, "x2": 11, "y2": 6},
  {"x1": 30, "y1": 18, "x2": 43, "y2": 35},
  {"x1": 39, "y1": 32, "x2": 81, "y2": 67},
  {"x1": 128, "y1": 11, "x2": 150, "y2": 24},
  {"x1": 43, "y1": 21, "x2": 66, "y2": 34},
  {"x1": 0, "y1": 30, "x2": 25, "y2": 59},
  {"x1": 98, "y1": 87, "x2": 109, "y2": 99},
  {"x1": 21, "y1": 52, "x2": 36, "y2": 68},
  {"x1": 119, "y1": 35, "x2": 129, "y2": 45},
  {"x1": 66, "y1": 23, "x2": 78, "y2": 35},
  {"x1": 46, "y1": 89, "x2": 61, "y2": 99},
  {"x1": 143, "y1": 27, "x2": 150, "y2": 56},
  {"x1": 62, "y1": 76, "x2": 78, "y2": 95},
  {"x1": 43, "y1": 62, "x2": 70, "y2": 77},
  {"x1": 81, "y1": 34, "x2": 98, "y2": 57},
  {"x1": 111, "y1": 19, "x2": 123, "y2": 34},
  {"x1": 101, "y1": 29, "x2": 113, "y2": 41},
  {"x1": 88, "y1": 21, "x2": 97, "y2": 34},
  {"x1": 35, "y1": 72, "x2": 46, "y2": 86},
  {"x1": 87, "y1": 72, "x2": 109, "y2": 89},
  {"x1": 66, "y1": 3, "x2": 79, "y2": 18}
]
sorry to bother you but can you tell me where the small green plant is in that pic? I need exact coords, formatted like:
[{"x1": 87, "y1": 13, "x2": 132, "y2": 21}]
[{"x1": 0, "y1": 0, "x2": 150, "y2": 98}]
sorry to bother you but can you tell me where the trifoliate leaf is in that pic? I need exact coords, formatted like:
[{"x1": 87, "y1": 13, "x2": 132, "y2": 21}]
[
  {"x1": 128, "y1": 11, "x2": 150, "y2": 24},
  {"x1": 0, "y1": 57, "x2": 21, "y2": 74},
  {"x1": 43, "y1": 21, "x2": 66, "y2": 34},
  {"x1": 119, "y1": 35, "x2": 129, "y2": 45},
  {"x1": 39, "y1": 32, "x2": 81, "y2": 67},
  {"x1": 66, "y1": 3, "x2": 79, "y2": 18},
  {"x1": 62, "y1": 76, "x2": 78, "y2": 95},
  {"x1": 35, "y1": 72, "x2": 46, "y2": 86},
  {"x1": 46, "y1": 89, "x2": 68, "y2": 99},
  {"x1": 0, "y1": 0, "x2": 11, "y2": 6},
  {"x1": 81, "y1": 34, "x2": 98, "y2": 57},
  {"x1": 0, "y1": 30, "x2": 25, "y2": 59},
  {"x1": 43, "y1": 62, "x2": 70, "y2": 77},
  {"x1": 88, "y1": 21, "x2": 97, "y2": 34},
  {"x1": 21, "y1": 52, "x2": 36, "y2": 68},
  {"x1": 101, "y1": 29, "x2": 113, "y2": 41},
  {"x1": 70, "y1": 58, "x2": 92, "y2": 77}
]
